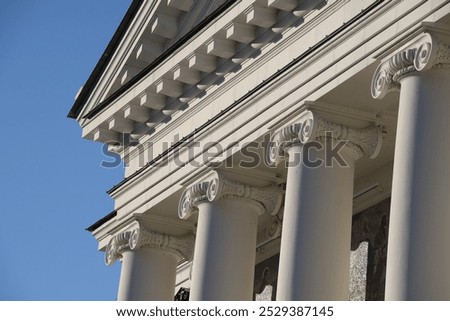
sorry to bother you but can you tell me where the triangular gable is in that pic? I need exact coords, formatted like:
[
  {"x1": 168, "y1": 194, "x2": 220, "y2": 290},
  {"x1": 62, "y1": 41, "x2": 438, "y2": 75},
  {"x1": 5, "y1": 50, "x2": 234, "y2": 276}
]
[
  {"x1": 70, "y1": 0, "x2": 329, "y2": 145},
  {"x1": 68, "y1": 0, "x2": 228, "y2": 121}
]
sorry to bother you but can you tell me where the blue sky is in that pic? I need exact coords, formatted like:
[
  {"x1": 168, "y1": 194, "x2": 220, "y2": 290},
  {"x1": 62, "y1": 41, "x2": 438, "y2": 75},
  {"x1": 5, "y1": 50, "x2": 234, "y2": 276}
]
[{"x1": 0, "y1": 1, "x2": 133, "y2": 300}]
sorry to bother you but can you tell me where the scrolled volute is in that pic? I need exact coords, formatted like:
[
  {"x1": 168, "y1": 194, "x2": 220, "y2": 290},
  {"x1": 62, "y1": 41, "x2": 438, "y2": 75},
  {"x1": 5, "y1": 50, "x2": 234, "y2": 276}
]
[
  {"x1": 104, "y1": 231, "x2": 132, "y2": 266},
  {"x1": 129, "y1": 224, "x2": 195, "y2": 261},
  {"x1": 206, "y1": 171, "x2": 283, "y2": 216},
  {"x1": 105, "y1": 223, "x2": 195, "y2": 265},
  {"x1": 372, "y1": 32, "x2": 450, "y2": 99},
  {"x1": 178, "y1": 181, "x2": 209, "y2": 219},
  {"x1": 268, "y1": 110, "x2": 382, "y2": 164},
  {"x1": 179, "y1": 171, "x2": 283, "y2": 218}
]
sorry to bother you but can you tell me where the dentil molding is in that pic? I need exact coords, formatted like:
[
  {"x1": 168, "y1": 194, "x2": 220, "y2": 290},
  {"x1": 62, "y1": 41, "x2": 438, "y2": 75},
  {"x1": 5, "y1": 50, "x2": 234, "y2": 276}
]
[
  {"x1": 104, "y1": 221, "x2": 195, "y2": 265},
  {"x1": 372, "y1": 31, "x2": 450, "y2": 99},
  {"x1": 267, "y1": 109, "x2": 382, "y2": 165},
  {"x1": 178, "y1": 170, "x2": 283, "y2": 220}
]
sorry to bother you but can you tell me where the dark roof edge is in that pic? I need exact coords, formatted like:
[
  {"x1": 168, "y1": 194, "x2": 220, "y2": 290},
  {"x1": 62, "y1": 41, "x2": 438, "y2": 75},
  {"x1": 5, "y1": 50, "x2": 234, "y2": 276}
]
[
  {"x1": 67, "y1": 0, "x2": 145, "y2": 119},
  {"x1": 86, "y1": 210, "x2": 117, "y2": 232},
  {"x1": 83, "y1": 0, "x2": 238, "y2": 120}
]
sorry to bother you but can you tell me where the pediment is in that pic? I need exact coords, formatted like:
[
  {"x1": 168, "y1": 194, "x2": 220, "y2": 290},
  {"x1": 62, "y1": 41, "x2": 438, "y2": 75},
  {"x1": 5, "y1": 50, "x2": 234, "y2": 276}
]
[
  {"x1": 70, "y1": 0, "x2": 331, "y2": 147},
  {"x1": 70, "y1": 0, "x2": 227, "y2": 121}
]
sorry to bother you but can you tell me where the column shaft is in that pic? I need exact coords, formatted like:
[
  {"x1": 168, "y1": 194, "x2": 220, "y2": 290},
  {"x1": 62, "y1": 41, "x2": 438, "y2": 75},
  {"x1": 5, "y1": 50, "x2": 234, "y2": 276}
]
[
  {"x1": 277, "y1": 145, "x2": 355, "y2": 300},
  {"x1": 118, "y1": 248, "x2": 178, "y2": 300},
  {"x1": 386, "y1": 69, "x2": 450, "y2": 300},
  {"x1": 190, "y1": 199, "x2": 259, "y2": 300}
]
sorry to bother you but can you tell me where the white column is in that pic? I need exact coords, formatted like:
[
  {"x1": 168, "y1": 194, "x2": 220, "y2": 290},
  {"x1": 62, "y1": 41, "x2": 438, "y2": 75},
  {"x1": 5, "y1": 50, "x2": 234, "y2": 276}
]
[
  {"x1": 192, "y1": 199, "x2": 259, "y2": 300},
  {"x1": 118, "y1": 248, "x2": 177, "y2": 300},
  {"x1": 268, "y1": 110, "x2": 382, "y2": 300},
  {"x1": 179, "y1": 171, "x2": 283, "y2": 300},
  {"x1": 372, "y1": 31, "x2": 450, "y2": 300},
  {"x1": 105, "y1": 221, "x2": 194, "y2": 301}
]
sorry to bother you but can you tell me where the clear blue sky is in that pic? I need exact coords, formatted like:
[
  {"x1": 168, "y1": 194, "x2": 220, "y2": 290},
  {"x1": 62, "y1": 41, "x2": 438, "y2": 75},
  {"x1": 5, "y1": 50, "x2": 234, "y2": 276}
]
[{"x1": 0, "y1": 1, "x2": 133, "y2": 300}]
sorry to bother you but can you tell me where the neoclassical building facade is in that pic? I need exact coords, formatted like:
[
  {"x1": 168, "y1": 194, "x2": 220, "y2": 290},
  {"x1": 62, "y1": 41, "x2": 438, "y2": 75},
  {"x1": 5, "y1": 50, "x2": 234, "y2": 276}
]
[{"x1": 68, "y1": 0, "x2": 450, "y2": 300}]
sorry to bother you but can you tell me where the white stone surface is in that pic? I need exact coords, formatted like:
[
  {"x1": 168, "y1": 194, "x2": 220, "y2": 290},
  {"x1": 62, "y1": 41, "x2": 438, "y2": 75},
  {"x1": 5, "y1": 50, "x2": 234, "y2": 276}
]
[
  {"x1": 190, "y1": 199, "x2": 260, "y2": 300},
  {"x1": 276, "y1": 144, "x2": 356, "y2": 300},
  {"x1": 349, "y1": 242, "x2": 368, "y2": 301}
]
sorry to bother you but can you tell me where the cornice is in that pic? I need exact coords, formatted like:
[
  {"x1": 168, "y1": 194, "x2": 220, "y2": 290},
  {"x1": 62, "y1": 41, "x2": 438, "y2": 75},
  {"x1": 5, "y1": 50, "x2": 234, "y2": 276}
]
[
  {"x1": 178, "y1": 170, "x2": 283, "y2": 219},
  {"x1": 268, "y1": 109, "x2": 383, "y2": 165},
  {"x1": 372, "y1": 31, "x2": 450, "y2": 99},
  {"x1": 77, "y1": 0, "x2": 160, "y2": 123},
  {"x1": 68, "y1": 0, "x2": 146, "y2": 120},
  {"x1": 78, "y1": 1, "x2": 236, "y2": 123},
  {"x1": 108, "y1": 0, "x2": 384, "y2": 197},
  {"x1": 107, "y1": 0, "x2": 407, "y2": 217},
  {"x1": 117, "y1": 0, "x2": 345, "y2": 162},
  {"x1": 80, "y1": 0, "x2": 330, "y2": 142}
]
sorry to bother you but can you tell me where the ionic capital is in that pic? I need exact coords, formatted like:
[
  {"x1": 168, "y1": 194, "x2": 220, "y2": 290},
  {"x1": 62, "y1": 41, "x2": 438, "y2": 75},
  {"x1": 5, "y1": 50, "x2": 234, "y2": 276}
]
[
  {"x1": 372, "y1": 32, "x2": 450, "y2": 99},
  {"x1": 178, "y1": 181, "x2": 209, "y2": 219},
  {"x1": 105, "y1": 222, "x2": 195, "y2": 265},
  {"x1": 105, "y1": 231, "x2": 132, "y2": 266},
  {"x1": 268, "y1": 110, "x2": 382, "y2": 165},
  {"x1": 178, "y1": 171, "x2": 283, "y2": 219},
  {"x1": 207, "y1": 171, "x2": 283, "y2": 216}
]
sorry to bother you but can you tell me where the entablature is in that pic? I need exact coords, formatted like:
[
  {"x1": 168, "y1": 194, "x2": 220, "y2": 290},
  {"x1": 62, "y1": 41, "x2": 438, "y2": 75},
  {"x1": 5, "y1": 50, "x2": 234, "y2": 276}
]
[
  {"x1": 105, "y1": 0, "x2": 450, "y2": 223},
  {"x1": 83, "y1": 0, "x2": 450, "y2": 241},
  {"x1": 108, "y1": 0, "x2": 403, "y2": 179}
]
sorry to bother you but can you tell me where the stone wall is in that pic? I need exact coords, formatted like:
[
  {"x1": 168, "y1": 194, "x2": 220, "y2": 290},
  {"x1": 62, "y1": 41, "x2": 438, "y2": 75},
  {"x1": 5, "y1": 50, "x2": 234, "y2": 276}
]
[
  {"x1": 253, "y1": 197, "x2": 391, "y2": 301},
  {"x1": 351, "y1": 198, "x2": 390, "y2": 301}
]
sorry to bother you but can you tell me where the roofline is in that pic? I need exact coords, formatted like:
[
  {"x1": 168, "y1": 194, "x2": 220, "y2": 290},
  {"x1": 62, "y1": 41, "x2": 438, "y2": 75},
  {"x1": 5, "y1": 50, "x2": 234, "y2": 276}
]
[
  {"x1": 67, "y1": 0, "x2": 145, "y2": 119},
  {"x1": 86, "y1": 210, "x2": 117, "y2": 232},
  {"x1": 81, "y1": 0, "x2": 238, "y2": 120}
]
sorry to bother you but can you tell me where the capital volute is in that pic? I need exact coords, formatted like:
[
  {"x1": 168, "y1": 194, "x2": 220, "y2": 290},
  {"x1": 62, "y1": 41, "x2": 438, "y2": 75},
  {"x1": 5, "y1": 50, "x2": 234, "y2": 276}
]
[
  {"x1": 178, "y1": 171, "x2": 283, "y2": 219},
  {"x1": 372, "y1": 32, "x2": 450, "y2": 99},
  {"x1": 267, "y1": 123, "x2": 303, "y2": 164},
  {"x1": 178, "y1": 181, "x2": 209, "y2": 219},
  {"x1": 206, "y1": 171, "x2": 283, "y2": 216},
  {"x1": 104, "y1": 222, "x2": 195, "y2": 265},
  {"x1": 105, "y1": 230, "x2": 132, "y2": 266},
  {"x1": 268, "y1": 110, "x2": 382, "y2": 165}
]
